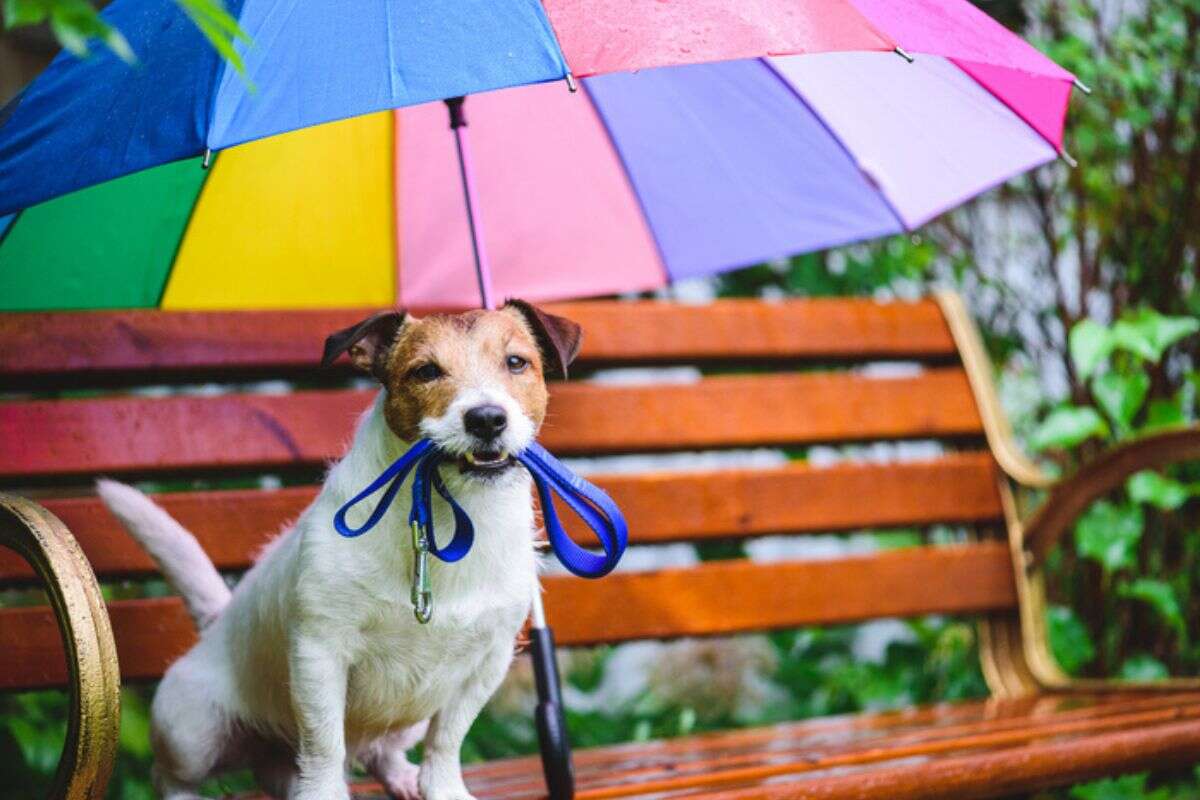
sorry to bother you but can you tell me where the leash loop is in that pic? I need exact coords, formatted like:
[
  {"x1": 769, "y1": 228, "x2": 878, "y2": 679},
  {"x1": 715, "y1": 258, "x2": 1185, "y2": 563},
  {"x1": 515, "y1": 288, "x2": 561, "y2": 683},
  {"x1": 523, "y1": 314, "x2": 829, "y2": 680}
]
[{"x1": 521, "y1": 442, "x2": 628, "y2": 578}]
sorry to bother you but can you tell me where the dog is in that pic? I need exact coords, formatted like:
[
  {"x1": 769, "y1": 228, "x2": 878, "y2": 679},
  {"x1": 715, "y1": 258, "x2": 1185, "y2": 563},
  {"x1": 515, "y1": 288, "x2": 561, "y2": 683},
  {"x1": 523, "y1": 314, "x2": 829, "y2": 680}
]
[{"x1": 97, "y1": 300, "x2": 583, "y2": 800}]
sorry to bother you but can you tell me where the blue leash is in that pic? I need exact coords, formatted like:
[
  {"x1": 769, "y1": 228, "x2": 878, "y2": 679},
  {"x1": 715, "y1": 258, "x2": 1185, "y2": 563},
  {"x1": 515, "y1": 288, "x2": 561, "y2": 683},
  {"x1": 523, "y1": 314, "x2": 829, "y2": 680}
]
[{"x1": 334, "y1": 439, "x2": 628, "y2": 621}]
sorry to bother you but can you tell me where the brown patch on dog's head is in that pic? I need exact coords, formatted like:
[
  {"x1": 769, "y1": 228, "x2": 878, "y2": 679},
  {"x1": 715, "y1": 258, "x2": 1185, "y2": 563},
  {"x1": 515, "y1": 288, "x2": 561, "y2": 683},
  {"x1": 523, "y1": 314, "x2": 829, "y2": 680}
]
[{"x1": 321, "y1": 303, "x2": 582, "y2": 453}]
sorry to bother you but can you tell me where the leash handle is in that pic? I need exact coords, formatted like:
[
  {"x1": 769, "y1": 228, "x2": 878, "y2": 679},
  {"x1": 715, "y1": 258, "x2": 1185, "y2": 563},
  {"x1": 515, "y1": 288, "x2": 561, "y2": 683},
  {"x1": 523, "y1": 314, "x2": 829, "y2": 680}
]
[{"x1": 519, "y1": 442, "x2": 628, "y2": 578}]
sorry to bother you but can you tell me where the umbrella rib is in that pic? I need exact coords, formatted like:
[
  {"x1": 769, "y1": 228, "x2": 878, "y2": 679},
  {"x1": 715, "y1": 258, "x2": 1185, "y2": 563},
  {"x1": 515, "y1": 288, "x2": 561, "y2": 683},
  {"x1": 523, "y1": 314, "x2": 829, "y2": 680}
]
[{"x1": 445, "y1": 97, "x2": 495, "y2": 310}]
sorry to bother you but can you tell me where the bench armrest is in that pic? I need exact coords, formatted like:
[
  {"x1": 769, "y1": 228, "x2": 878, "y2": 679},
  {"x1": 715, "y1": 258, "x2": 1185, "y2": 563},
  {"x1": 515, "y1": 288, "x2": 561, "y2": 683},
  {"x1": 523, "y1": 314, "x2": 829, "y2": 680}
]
[
  {"x1": 0, "y1": 494, "x2": 121, "y2": 799},
  {"x1": 1003, "y1": 427, "x2": 1200, "y2": 691}
]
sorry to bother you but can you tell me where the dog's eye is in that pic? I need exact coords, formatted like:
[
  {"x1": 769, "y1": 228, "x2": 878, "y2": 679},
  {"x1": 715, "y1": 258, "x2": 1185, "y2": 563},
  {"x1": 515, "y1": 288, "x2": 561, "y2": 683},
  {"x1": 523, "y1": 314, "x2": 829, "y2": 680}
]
[
  {"x1": 506, "y1": 355, "x2": 529, "y2": 374},
  {"x1": 410, "y1": 363, "x2": 444, "y2": 382}
]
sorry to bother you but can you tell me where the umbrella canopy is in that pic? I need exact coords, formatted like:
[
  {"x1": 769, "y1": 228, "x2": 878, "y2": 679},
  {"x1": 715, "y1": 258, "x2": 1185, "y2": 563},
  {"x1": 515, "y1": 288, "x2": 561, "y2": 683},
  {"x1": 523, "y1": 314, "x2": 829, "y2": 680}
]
[{"x1": 0, "y1": 0, "x2": 1078, "y2": 311}]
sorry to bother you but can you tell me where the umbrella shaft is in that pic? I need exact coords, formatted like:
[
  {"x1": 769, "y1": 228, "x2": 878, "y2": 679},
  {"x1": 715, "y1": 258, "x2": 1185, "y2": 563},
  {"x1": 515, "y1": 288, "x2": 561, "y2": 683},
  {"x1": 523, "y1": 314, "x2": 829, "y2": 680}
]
[{"x1": 452, "y1": 123, "x2": 495, "y2": 310}]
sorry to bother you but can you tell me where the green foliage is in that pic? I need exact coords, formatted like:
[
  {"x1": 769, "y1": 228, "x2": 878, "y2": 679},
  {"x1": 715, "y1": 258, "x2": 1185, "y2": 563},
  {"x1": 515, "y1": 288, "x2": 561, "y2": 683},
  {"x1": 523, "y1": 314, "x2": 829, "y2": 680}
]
[
  {"x1": 716, "y1": 236, "x2": 939, "y2": 300},
  {"x1": 1127, "y1": 471, "x2": 1190, "y2": 511},
  {"x1": 1047, "y1": 605, "x2": 1096, "y2": 674},
  {"x1": 1119, "y1": 654, "x2": 1169, "y2": 682},
  {"x1": 1092, "y1": 372, "x2": 1150, "y2": 433},
  {"x1": 1031, "y1": 405, "x2": 1110, "y2": 451},
  {"x1": 473, "y1": 617, "x2": 988, "y2": 762},
  {"x1": 1110, "y1": 312, "x2": 1200, "y2": 365},
  {"x1": 1070, "y1": 320, "x2": 1115, "y2": 382},
  {"x1": 1070, "y1": 773, "x2": 1172, "y2": 800},
  {"x1": 3, "y1": 0, "x2": 247, "y2": 72},
  {"x1": 1035, "y1": 311, "x2": 1200, "y2": 693},
  {"x1": 1074, "y1": 500, "x2": 1144, "y2": 574},
  {"x1": 1118, "y1": 579, "x2": 1185, "y2": 637},
  {"x1": 3, "y1": 0, "x2": 131, "y2": 61}
]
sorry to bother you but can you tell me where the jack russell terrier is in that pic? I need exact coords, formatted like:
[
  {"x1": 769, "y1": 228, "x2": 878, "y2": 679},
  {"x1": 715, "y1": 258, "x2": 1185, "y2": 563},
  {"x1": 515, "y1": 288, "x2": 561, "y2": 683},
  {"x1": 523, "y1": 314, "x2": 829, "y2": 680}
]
[{"x1": 97, "y1": 300, "x2": 583, "y2": 800}]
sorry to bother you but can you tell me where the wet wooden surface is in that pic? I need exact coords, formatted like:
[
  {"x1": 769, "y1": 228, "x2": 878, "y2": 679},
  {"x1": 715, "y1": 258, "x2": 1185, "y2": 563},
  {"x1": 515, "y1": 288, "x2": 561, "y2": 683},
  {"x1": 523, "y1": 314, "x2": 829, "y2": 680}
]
[{"x1": 308, "y1": 693, "x2": 1200, "y2": 799}]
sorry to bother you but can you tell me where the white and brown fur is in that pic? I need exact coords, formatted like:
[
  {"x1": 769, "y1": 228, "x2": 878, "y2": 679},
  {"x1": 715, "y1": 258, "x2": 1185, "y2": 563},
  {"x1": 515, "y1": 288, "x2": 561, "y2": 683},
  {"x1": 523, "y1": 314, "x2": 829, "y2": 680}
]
[{"x1": 97, "y1": 301, "x2": 583, "y2": 800}]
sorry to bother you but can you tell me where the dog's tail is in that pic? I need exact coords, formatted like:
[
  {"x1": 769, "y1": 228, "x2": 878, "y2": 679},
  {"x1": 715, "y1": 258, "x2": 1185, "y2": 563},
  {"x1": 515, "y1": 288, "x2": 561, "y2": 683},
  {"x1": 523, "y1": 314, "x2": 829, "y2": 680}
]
[{"x1": 95, "y1": 479, "x2": 231, "y2": 630}]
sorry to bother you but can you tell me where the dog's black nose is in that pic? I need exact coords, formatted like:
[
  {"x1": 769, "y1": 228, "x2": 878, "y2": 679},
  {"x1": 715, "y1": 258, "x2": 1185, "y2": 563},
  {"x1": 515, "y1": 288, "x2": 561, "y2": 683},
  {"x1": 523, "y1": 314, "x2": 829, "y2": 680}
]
[{"x1": 464, "y1": 405, "x2": 507, "y2": 440}]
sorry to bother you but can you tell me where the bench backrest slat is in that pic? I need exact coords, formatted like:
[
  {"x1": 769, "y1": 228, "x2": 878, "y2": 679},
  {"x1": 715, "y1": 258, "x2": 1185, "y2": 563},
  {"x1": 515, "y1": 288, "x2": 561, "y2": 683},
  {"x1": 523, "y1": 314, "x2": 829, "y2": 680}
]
[
  {"x1": 0, "y1": 370, "x2": 981, "y2": 481},
  {"x1": 0, "y1": 298, "x2": 957, "y2": 384},
  {"x1": 0, "y1": 452, "x2": 1003, "y2": 582},
  {"x1": 0, "y1": 542, "x2": 1014, "y2": 692}
]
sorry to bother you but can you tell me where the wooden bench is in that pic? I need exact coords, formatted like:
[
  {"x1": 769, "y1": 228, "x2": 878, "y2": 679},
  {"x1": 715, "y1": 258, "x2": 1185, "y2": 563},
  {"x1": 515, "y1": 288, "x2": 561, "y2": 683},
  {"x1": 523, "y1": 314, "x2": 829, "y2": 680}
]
[{"x1": 3, "y1": 294, "x2": 1200, "y2": 799}]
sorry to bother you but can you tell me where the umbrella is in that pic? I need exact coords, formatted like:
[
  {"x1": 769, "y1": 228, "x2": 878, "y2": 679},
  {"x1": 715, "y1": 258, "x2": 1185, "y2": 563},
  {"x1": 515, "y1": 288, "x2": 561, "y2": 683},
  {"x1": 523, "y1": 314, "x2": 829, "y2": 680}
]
[{"x1": 0, "y1": 0, "x2": 1081, "y2": 311}]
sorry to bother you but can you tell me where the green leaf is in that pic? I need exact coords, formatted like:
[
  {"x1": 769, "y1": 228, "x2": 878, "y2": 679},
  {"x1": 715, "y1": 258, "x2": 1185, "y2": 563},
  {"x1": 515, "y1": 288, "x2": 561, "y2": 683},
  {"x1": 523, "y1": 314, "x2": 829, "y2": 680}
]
[
  {"x1": 1070, "y1": 773, "x2": 1170, "y2": 800},
  {"x1": 1046, "y1": 605, "x2": 1096, "y2": 674},
  {"x1": 1070, "y1": 319, "x2": 1113, "y2": 381},
  {"x1": 1111, "y1": 309, "x2": 1200, "y2": 364},
  {"x1": 1119, "y1": 578, "x2": 1185, "y2": 634},
  {"x1": 1030, "y1": 406, "x2": 1110, "y2": 451},
  {"x1": 3, "y1": 0, "x2": 49, "y2": 27},
  {"x1": 102, "y1": 27, "x2": 135, "y2": 64},
  {"x1": 48, "y1": 14, "x2": 89, "y2": 57},
  {"x1": 1127, "y1": 470, "x2": 1190, "y2": 510},
  {"x1": 1119, "y1": 654, "x2": 1169, "y2": 681},
  {"x1": 1091, "y1": 371, "x2": 1149, "y2": 430},
  {"x1": 1144, "y1": 397, "x2": 1187, "y2": 431},
  {"x1": 1074, "y1": 500, "x2": 1144, "y2": 573}
]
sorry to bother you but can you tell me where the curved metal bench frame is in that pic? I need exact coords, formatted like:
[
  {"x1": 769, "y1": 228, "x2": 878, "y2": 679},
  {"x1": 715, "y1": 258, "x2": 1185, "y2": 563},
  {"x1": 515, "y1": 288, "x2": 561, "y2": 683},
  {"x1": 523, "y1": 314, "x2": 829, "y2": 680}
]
[{"x1": 0, "y1": 494, "x2": 121, "y2": 799}]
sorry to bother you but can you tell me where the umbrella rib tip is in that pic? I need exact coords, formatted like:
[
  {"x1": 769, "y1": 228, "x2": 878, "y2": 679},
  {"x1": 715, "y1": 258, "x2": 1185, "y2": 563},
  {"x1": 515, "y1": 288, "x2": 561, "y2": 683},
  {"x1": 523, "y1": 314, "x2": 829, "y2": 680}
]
[{"x1": 893, "y1": 46, "x2": 915, "y2": 63}]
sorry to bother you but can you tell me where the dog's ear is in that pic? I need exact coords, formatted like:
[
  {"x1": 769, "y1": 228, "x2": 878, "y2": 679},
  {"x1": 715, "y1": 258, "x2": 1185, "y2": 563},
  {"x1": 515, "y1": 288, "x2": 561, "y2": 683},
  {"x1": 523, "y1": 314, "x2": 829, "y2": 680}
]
[
  {"x1": 504, "y1": 299, "x2": 583, "y2": 380},
  {"x1": 321, "y1": 310, "x2": 407, "y2": 381}
]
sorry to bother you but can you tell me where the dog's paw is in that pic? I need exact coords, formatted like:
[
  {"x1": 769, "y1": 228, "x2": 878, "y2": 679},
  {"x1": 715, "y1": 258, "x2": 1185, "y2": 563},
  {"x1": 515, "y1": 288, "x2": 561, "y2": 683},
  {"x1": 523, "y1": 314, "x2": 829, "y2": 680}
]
[
  {"x1": 290, "y1": 773, "x2": 352, "y2": 800},
  {"x1": 379, "y1": 760, "x2": 421, "y2": 800},
  {"x1": 421, "y1": 788, "x2": 476, "y2": 800},
  {"x1": 418, "y1": 773, "x2": 475, "y2": 800}
]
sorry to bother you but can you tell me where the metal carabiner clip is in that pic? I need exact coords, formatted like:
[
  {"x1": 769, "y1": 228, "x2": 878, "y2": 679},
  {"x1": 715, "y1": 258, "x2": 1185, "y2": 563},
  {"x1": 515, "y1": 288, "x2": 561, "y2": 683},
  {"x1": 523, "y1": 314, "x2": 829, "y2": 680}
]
[{"x1": 410, "y1": 521, "x2": 433, "y2": 624}]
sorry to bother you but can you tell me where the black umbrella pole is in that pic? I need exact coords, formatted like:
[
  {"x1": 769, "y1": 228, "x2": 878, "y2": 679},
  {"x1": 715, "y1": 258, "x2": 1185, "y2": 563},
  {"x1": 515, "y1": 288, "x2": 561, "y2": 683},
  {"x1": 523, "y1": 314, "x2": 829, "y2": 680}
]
[{"x1": 530, "y1": 622, "x2": 575, "y2": 799}]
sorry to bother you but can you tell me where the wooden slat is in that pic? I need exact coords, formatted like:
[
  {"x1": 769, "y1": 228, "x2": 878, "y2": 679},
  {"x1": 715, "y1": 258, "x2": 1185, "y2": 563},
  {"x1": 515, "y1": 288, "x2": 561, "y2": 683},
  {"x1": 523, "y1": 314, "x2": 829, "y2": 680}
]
[
  {"x1": 0, "y1": 454, "x2": 1003, "y2": 582},
  {"x1": 680, "y1": 719, "x2": 1200, "y2": 800},
  {"x1": 0, "y1": 544, "x2": 1014, "y2": 690},
  {"x1": 0, "y1": 299, "x2": 956, "y2": 384},
  {"x1": 543, "y1": 543, "x2": 1015, "y2": 646},
  {"x1": 441, "y1": 694, "x2": 1200, "y2": 800},
  {"x1": 0, "y1": 598, "x2": 192, "y2": 690},
  {"x1": 0, "y1": 369, "x2": 982, "y2": 481}
]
